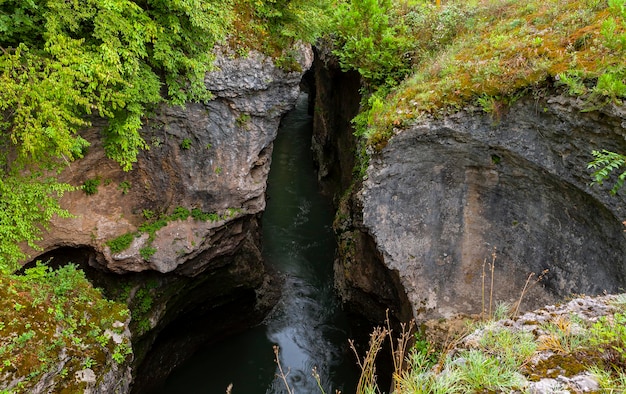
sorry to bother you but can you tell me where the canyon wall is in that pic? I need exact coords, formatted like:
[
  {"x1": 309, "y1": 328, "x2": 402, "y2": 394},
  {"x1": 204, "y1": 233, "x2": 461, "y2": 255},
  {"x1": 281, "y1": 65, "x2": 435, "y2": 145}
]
[
  {"x1": 27, "y1": 46, "x2": 313, "y2": 391},
  {"x1": 311, "y1": 55, "x2": 415, "y2": 325},
  {"x1": 360, "y1": 95, "x2": 626, "y2": 321},
  {"x1": 313, "y1": 59, "x2": 626, "y2": 324}
]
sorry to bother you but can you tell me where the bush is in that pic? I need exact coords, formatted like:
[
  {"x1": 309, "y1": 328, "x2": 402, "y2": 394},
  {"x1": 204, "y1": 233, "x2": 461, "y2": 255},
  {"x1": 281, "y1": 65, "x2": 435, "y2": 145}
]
[
  {"x1": 331, "y1": 0, "x2": 413, "y2": 87},
  {"x1": 106, "y1": 233, "x2": 135, "y2": 254},
  {"x1": 82, "y1": 178, "x2": 101, "y2": 195}
]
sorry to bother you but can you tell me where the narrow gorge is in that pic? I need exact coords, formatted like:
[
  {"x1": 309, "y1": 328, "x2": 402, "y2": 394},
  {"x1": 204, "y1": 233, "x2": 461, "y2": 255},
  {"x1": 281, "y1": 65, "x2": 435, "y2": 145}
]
[{"x1": 5, "y1": 28, "x2": 626, "y2": 394}]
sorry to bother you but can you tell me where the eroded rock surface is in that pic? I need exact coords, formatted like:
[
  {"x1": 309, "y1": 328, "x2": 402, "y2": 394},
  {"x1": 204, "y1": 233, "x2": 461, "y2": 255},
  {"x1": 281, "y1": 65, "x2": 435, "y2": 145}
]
[
  {"x1": 357, "y1": 94, "x2": 626, "y2": 321},
  {"x1": 34, "y1": 47, "x2": 313, "y2": 276}
]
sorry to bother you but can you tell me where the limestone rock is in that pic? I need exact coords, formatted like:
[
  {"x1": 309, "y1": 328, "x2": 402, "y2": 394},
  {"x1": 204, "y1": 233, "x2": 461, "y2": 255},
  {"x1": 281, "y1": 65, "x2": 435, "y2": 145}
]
[
  {"x1": 357, "y1": 94, "x2": 626, "y2": 321},
  {"x1": 21, "y1": 45, "x2": 313, "y2": 393},
  {"x1": 31, "y1": 46, "x2": 313, "y2": 276}
]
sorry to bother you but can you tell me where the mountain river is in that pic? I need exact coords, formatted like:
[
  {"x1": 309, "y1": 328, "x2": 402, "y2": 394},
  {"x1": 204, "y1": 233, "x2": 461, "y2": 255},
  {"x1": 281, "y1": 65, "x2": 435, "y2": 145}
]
[{"x1": 153, "y1": 93, "x2": 361, "y2": 393}]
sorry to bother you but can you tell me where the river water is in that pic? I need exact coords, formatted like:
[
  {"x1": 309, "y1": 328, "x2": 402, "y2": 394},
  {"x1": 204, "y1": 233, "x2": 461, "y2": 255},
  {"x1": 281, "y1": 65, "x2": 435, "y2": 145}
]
[{"x1": 154, "y1": 93, "x2": 360, "y2": 394}]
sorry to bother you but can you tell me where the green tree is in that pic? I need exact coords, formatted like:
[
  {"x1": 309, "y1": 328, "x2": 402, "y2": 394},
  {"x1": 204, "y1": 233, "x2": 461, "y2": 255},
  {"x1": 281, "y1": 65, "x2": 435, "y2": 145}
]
[
  {"x1": 331, "y1": 0, "x2": 413, "y2": 87},
  {"x1": 0, "y1": 0, "x2": 235, "y2": 272}
]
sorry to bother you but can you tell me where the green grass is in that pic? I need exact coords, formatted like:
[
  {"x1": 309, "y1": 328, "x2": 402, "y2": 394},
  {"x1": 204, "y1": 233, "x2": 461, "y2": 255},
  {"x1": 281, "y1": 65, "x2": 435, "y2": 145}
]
[
  {"x1": 388, "y1": 295, "x2": 626, "y2": 394},
  {"x1": 106, "y1": 232, "x2": 136, "y2": 254},
  {"x1": 105, "y1": 206, "x2": 242, "y2": 255}
]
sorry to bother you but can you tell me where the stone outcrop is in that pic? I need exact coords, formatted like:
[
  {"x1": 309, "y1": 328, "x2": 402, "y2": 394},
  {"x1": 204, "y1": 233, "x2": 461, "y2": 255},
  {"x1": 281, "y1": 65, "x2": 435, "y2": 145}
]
[
  {"x1": 26, "y1": 45, "x2": 313, "y2": 391},
  {"x1": 345, "y1": 93, "x2": 626, "y2": 322}
]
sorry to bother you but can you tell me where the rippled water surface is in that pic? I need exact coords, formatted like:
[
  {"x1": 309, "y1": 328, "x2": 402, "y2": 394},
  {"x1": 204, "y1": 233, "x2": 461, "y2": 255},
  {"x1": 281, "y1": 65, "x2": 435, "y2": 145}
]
[{"x1": 154, "y1": 94, "x2": 360, "y2": 394}]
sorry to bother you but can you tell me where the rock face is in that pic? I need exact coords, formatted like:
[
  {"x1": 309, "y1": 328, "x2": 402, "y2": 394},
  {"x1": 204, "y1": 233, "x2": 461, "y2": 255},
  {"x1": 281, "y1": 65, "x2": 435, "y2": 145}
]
[
  {"x1": 27, "y1": 46, "x2": 313, "y2": 391},
  {"x1": 310, "y1": 46, "x2": 361, "y2": 198},
  {"x1": 36, "y1": 47, "x2": 313, "y2": 275},
  {"x1": 312, "y1": 56, "x2": 626, "y2": 323},
  {"x1": 354, "y1": 94, "x2": 626, "y2": 321}
]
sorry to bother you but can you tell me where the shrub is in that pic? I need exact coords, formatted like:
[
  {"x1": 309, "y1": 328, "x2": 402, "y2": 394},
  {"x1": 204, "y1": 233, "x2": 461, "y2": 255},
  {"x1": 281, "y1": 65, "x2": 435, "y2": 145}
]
[
  {"x1": 82, "y1": 178, "x2": 101, "y2": 195},
  {"x1": 139, "y1": 246, "x2": 157, "y2": 260},
  {"x1": 180, "y1": 138, "x2": 192, "y2": 150},
  {"x1": 118, "y1": 181, "x2": 131, "y2": 195}
]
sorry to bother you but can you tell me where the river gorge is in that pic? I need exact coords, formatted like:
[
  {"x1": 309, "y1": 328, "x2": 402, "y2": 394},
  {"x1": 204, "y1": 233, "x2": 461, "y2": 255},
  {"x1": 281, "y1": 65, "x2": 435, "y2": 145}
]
[{"x1": 11, "y1": 42, "x2": 626, "y2": 393}]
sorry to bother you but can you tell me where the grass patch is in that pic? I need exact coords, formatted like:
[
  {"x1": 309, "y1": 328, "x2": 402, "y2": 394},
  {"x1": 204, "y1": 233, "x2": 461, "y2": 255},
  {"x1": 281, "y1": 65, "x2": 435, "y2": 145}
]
[
  {"x1": 106, "y1": 232, "x2": 135, "y2": 254},
  {"x1": 388, "y1": 295, "x2": 626, "y2": 394},
  {"x1": 105, "y1": 207, "x2": 242, "y2": 256}
]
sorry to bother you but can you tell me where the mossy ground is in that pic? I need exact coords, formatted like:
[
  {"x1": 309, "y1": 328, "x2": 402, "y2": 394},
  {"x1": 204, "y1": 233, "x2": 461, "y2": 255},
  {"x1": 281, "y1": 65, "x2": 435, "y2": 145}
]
[
  {"x1": 0, "y1": 264, "x2": 131, "y2": 393},
  {"x1": 355, "y1": 0, "x2": 626, "y2": 149}
]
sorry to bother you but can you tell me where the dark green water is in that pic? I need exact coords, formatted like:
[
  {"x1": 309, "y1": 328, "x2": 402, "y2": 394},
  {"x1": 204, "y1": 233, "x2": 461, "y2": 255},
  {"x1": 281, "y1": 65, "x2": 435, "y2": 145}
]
[{"x1": 154, "y1": 94, "x2": 360, "y2": 393}]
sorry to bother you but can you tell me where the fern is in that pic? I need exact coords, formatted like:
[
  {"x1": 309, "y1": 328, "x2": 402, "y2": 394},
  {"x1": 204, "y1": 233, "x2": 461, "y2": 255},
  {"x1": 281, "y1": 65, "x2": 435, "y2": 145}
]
[{"x1": 588, "y1": 149, "x2": 626, "y2": 194}]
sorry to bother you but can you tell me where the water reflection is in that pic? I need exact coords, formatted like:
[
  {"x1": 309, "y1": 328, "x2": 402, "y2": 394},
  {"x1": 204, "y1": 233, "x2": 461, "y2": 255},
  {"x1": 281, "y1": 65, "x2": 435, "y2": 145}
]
[{"x1": 154, "y1": 94, "x2": 359, "y2": 394}]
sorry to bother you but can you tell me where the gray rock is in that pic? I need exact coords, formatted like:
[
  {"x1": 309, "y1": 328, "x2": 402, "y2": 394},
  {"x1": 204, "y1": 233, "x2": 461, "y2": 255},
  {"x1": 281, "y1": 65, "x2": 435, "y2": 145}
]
[
  {"x1": 527, "y1": 378, "x2": 568, "y2": 394},
  {"x1": 357, "y1": 94, "x2": 626, "y2": 321},
  {"x1": 75, "y1": 369, "x2": 96, "y2": 384},
  {"x1": 33, "y1": 45, "x2": 313, "y2": 276}
]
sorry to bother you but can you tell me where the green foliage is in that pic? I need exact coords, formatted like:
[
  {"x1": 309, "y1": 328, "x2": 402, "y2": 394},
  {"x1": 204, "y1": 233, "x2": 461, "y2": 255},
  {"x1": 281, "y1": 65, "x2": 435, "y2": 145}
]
[
  {"x1": 249, "y1": 0, "x2": 332, "y2": 45},
  {"x1": 594, "y1": 68, "x2": 626, "y2": 103},
  {"x1": 118, "y1": 180, "x2": 131, "y2": 195},
  {"x1": 588, "y1": 149, "x2": 626, "y2": 194},
  {"x1": 331, "y1": 0, "x2": 413, "y2": 87},
  {"x1": 589, "y1": 313, "x2": 626, "y2": 360},
  {"x1": 0, "y1": 0, "x2": 237, "y2": 271},
  {"x1": 138, "y1": 218, "x2": 168, "y2": 238},
  {"x1": 0, "y1": 0, "x2": 333, "y2": 272},
  {"x1": 557, "y1": 71, "x2": 588, "y2": 96},
  {"x1": 0, "y1": 174, "x2": 73, "y2": 273},
  {"x1": 590, "y1": 365, "x2": 626, "y2": 392},
  {"x1": 236, "y1": 113, "x2": 251, "y2": 128},
  {"x1": 191, "y1": 208, "x2": 221, "y2": 222},
  {"x1": 106, "y1": 232, "x2": 135, "y2": 254},
  {"x1": 142, "y1": 209, "x2": 155, "y2": 220},
  {"x1": 139, "y1": 247, "x2": 157, "y2": 260},
  {"x1": 180, "y1": 138, "x2": 192, "y2": 150},
  {"x1": 454, "y1": 349, "x2": 525, "y2": 391},
  {"x1": 82, "y1": 178, "x2": 101, "y2": 195},
  {"x1": 336, "y1": 0, "x2": 626, "y2": 150},
  {"x1": 478, "y1": 327, "x2": 537, "y2": 367}
]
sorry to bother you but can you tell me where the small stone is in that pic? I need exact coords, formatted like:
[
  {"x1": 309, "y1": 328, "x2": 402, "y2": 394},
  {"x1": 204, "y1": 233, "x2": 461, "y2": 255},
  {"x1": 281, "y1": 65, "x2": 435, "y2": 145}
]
[
  {"x1": 75, "y1": 368, "x2": 96, "y2": 384},
  {"x1": 112, "y1": 321, "x2": 125, "y2": 329},
  {"x1": 105, "y1": 329, "x2": 124, "y2": 344},
  {"x1": 528, "y1": 378, "x2": 569, "y2": 394},
  {"x1": 568, "y1": 373, "x2": 600, "y2": 392}
]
